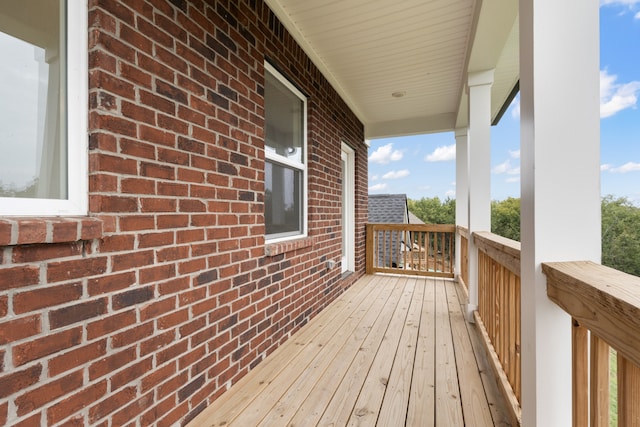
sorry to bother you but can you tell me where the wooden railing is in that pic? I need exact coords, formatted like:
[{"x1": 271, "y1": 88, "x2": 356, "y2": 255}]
[
  {"x1": 456, "y1": 229, "x2": 640, "y2": 426},
  {"x1": 472, "y1": 231, "x2": 522, "y2": 425},
  {"x1": 458, "y1": 226, "x2": 469, "y2": 293},
  {"x1": 365, "y1": 223, "x2": 455, "y2": 278},
  {"x1": 543, "y1": 261, "x2": 640, "y2": 427}
]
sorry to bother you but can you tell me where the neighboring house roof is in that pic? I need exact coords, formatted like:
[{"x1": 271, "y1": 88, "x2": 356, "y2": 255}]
[
  {"x1": 408, "y1": 211, "x2": 425, "y2": 225},
  {"x1": 368, "y1": 194, "x2": 409, "y2": 223},
  {"x1": 368, "y1": 194, "x2": 410, "y2": 268}
]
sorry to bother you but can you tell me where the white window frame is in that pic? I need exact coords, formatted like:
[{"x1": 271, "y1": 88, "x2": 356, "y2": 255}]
[
  {"x1": 341, "y1": 143, "x2": 355, "y2": 273},
  {"x1": 264, "y1": 62, "x2": 308, "y2": 243},
  {"x1": 0, "y1": 1, "x2": 88, "y2": 216}
]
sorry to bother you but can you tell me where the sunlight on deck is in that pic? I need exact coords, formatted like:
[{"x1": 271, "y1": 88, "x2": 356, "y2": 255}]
[{"x1": 188, "y1": 275, "x2": 513, "y2": 426}]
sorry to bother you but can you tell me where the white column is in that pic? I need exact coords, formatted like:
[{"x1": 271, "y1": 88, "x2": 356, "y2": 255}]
[
  {"x1": 519, "y1": 0, "x2": 600, "y2": 425},
  {"x1": 455, "y1": 128, "x2": 469, "y2": 278},
  {"x1": 466, "y1": 70, "x2": 494, "y2": 319}
]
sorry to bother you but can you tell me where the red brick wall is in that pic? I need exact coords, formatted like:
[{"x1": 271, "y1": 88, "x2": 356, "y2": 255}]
[{"x1": 0, "y1": 0, "x2": 367, "y2": 425}]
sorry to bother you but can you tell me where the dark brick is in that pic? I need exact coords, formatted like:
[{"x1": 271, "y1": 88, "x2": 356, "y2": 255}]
[
  {"x1": 232, "y1": 274, "x2": 249, "y2": 287},
  {"x1": 218, "y1": 85, "x2": 238, "y2": 102},
  {"x1": 156, "y1": 80, "x2": 188, "y2": 105},
  {"x1": 177, "y1": 375, "x2": 205, "y2": 402},
  {"x1": 195, "y1": 270, "x2": 218, "y2": 286},
  {"x1": 50, "y1": 299, "x2": 107, "y2": 329},
  {"x1": 112, "y1": 287, "x2": 154, "y2": 310},
  {"x1": 168, "y1": 0, "x2": 187, "y2": 12},
  {"x1": 216, "y1": 30, "x2": 237, "y2": 53},
  {"x1": 239, "y1": 191, "x2": 254, "y2": 201},
  {"x1": 216, "y1": 4, "x2": 237, "y2": 28},
  {"x1": 217, "y1": 162, "x2": 237, "y2": 176},
  {"x1": 207, "y1": 90, "x2": 229, "y2": 110},
  {"x1": 230, "y1": 152, "x2": 248, "y2": 166}
]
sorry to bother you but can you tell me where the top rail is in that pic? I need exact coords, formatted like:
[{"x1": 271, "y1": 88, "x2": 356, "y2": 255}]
[
  {"x1": 544, "y1": 261, "x2": 640, "y2": 367},
  {"x1": 366, "y1": 223, "x2": 455, "y2": 278}
]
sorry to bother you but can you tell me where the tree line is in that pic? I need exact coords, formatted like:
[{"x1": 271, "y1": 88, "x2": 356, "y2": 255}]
[{"x1": 408, "y1": 196, "x2": 640, "y2": 277}]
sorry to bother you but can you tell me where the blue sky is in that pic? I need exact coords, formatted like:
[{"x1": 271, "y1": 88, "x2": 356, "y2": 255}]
[{"x1": 368, "y1": 1, "x2": 640, "y2": 204}]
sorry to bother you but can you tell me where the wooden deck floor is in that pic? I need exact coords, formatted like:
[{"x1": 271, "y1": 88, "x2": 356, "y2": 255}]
[{"x1": 189, "y1": 275, "x2": 513, "y2": 426}]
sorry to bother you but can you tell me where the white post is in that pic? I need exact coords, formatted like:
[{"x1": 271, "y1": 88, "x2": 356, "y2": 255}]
[
  {"x1": 519, "y1": 0, "x2": 601, "y2": 425},
  {"x1": 455, "y1": 128, "x2": 469, "y2": 279},
  {"x1": 466, "y1": 70, "x2": 494, "y2": 320}
]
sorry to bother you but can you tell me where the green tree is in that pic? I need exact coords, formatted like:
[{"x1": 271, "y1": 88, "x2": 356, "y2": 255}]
[
  {"x1": 491, "y1": 197, "x2": 521, "y2": 241},
  {"x1": 601, "y1": 195, "x2": 640, "y2": 277},
  {"x1": 409, "y1": 195, "x2": 640, "y2": 277},
  {"x1": 408, "y1": 197, "x2": 455, "y2": 224}
]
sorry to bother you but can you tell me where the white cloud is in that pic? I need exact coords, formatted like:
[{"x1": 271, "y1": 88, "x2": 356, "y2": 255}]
[
  {"x1": 445, "y1": 190, "x2": 456, "y2": 198},
  {"x1": 509, "y1": 150, "x2": 520, "y2": 159},
  {"x1": 369, "y1": 183, "x2": 388, "y2": 192},
  {"x1": 370, "y1": 175, "x2": 379, "y2": 181},
  {"x1": 636, "y1": 10, "x2": 640, "y2": 18},
  {"x1": 510, "y1": 72, "x2": 640, "y2": 120},
  {"x1": 600, "y1": 69, "x2": 640, "y2": 118},
  {"x1": 493, "y1": 159, "x2": 520, "y2": 176},
  {"x1": 382, "y1": 169, "x2": 410, "y2": 179},
  {"x1": 610, "y1": 162, "x2": 640, "y2": 173},
  {"x1": 601, "y1": 164, "x2": 613, "y2": 171},
  {"x1": 425, "y1": 144, "x2": 456, "y2": 162},
  {"x1": 492, "y1": 159, "x2": 511, "y2": 174},
  {"x1": 369, "y1": 143, "x2": 403, "y2": 164},
  {"x1": 506, "y1": 176, "x2": 520, "y2": 183}
]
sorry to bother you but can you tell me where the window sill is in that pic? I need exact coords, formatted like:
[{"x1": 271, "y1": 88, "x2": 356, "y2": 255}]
[
  {"x1": 265, "y1": 236, "x2": 315, "y2": 257},
  {"x1": 0, "y1": 217, "x2": 104, "y2": 246}
]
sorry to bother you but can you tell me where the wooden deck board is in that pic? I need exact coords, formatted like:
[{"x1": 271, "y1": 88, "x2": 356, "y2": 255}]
[{"x1": 188, "y1": 275, "x2": 513, "y2": 427}]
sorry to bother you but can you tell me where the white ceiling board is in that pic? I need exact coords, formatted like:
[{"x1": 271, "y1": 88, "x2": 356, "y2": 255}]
[{"x1": 266, "y1": 0, "x2": 520, "y2": 139}]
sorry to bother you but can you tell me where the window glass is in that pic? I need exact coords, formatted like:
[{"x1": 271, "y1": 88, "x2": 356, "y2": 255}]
[
  {"x1": 265, "y1": 162, "x2": 302, "y2": 236},
  {"x1": 264, "y1": 63, "x2": 307, "y2": 241},
  {"x1": 0, "y1": 0, "x2": 66, "y2": 200},
  {"x1": 264, "y1": 71, "x2": 304, "y2": 164}
]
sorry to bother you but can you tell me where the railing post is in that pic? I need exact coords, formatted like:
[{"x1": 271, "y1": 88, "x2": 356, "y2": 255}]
[
  {"x1": 455, "y1": 129, "x2": 468, "y2": 281},
  {"x1": 365, "y1": 223, "x2": 373, "y2": 274}
]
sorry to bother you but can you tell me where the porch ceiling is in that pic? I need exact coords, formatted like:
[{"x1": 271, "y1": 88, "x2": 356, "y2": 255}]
[{"x1": 265, "y1": 0, "x2": 519, "y2": 140}]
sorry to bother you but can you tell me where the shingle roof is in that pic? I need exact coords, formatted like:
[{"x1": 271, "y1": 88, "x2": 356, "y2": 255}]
[{"x1": 368, "y1": 194, "x2": 408, "y2": 223}]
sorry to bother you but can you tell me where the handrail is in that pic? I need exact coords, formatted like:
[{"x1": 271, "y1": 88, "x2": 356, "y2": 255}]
[
  {"x1": 543, "y1": 261, "x2": 640, "y2": 366},
  {"x1": 366, "y1": 223, "x2": 455, "y2": 278},
  {"x1": 543, "y1": 261, "x2": 640, "y2": 425},
  {"x1": 474, "y1": 231, "x2": 520, "y2": 275}
]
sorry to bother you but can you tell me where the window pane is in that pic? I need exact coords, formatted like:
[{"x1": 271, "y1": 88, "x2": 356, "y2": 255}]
[
  {"x1": 265, "y1": 161, "x2": 302, "y2": 237},
  {"x1": 265, "y1": 70, "x2": 304, "y2": 164},
  {"x1": 0, "y1": 0, "x2": 66, "y2": 199}
]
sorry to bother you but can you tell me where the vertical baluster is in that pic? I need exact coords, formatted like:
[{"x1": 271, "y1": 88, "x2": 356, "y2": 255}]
[
  {"x1": 590, "y1": 334, "x2": 609, "y2": 427},
  {"x1": 618, "y1": 352, "x2": 640, "y2": 426},
  {"x1": 572, "y1": 320, "x2": 588, "y2": 427}
]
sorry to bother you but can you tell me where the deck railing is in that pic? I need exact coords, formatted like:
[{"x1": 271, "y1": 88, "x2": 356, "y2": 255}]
[
  {"x1": 463, "y1": 230, "x2": 640, "y2": 426},
  {"x1": 365, "y1": 223, "x2": 455, "y2": 278},
  {"x1": 458, "y1": 226, "x2": 470, "y2": 293},
  {"x1": 471, "y1": 231, "x2": 522, "y2": 424},
  {"x1": 543, "y1": 261, "x2": 640, "y2": 426}
]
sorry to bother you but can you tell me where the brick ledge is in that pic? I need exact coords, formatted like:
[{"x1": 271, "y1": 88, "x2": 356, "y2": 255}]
[
  {"x1": 0, "y1": 217, "x2": 104, "y2": 246},
  {"x1": 264, "y1": 236, "x2": 315, "y2": 257}
]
